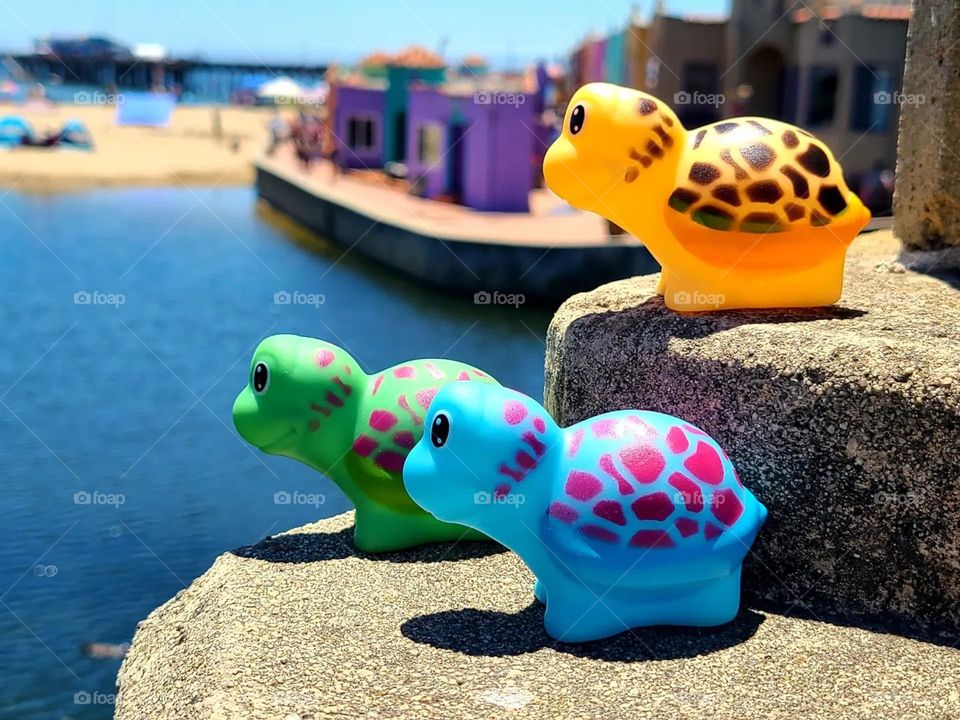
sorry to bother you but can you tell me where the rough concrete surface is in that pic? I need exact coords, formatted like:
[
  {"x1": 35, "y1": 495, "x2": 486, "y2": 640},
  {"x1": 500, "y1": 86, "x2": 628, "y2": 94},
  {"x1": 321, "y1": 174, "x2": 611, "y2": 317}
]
[
  {"x1": 117, "y1": 512, "x2": 960, "y2": 720},
  {"x1": 894, "y1": 0, "x2": 960, "y2": 258},
  {"x1": 545, "y1": 230, "x2": 960, "y2": 633}
]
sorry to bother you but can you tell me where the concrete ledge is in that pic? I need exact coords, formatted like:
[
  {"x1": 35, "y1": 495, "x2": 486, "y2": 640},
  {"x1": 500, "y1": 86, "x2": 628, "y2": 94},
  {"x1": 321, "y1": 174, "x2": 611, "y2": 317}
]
[
  {"x1": 545, "y1": 231, "x2": 960, "y2": 632},
  {"x1": 117, "y1": 512, "x2": 960, "y2": 719}
]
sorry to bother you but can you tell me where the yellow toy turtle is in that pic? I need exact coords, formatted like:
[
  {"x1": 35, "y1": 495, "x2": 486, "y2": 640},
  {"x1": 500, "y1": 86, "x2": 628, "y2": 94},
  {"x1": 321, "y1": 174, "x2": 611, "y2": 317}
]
[{"x1": 544, "y1": 83, "x2": 871, "y2": 311}]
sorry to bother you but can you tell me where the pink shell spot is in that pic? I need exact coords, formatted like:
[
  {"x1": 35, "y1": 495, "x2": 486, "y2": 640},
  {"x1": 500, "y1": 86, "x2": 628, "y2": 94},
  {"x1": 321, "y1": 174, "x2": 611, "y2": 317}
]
[
  {"x1": 581, "y1": 524, "x2": 619, "y2": 543},
  {"x1": 704, "y1": 522, "x2": 723, "y2": 540},
  {"x1": 628, "y1": 529, "x2": 676, "y2": 549},
  {"x1": 592, "y1": 418, "x2": 620, "y2": 438},
  {"x1": 344, "y1": 364, "x2": 352, "y2": 375},
  {"x1": 567, "y1": 428, "x2": 585, "y2": 458},
  {"x1": 683, "y1": 423, "x2": 708, "y2": 436},
  {"x1": 393, "y1": 431, "x2": 415, "y2": 449},
  {"x1": 675, "y1": 517, "x2": 699, "y2": 538},
  {"x1": 548, "y1": 501, "x2": 578, "y2": 523},
  {"x1": 423, "y1": 362, "x2": 445, "y2": 379},
  {"x1": 371, "y1": 374, "x2": 384, "y2": 396},
  {"x1": 352, "y1": 435, "x2": 378, "y2": 457},
  {"x1": 456, "y1": 370, "x2": 471, "y2": 381},
  {"x1": 308, "y1": 419, "x2": 320, "y2": 432},
  {"x1": 326, "y1": 391, "x2": 344, "y2": 408},
  {"x1": 472, "y1": 369, "x2": 487, "y2": 378},
  {"x1": 565, "y1": 470, "x2": 603, "y2": 501},
  {"x1": 393, "y1": 365, "x2": 416, "y2": 379},
  {"x1": 494, "y1": 483, "x2": 511, "y2": 499},
  {"x1": 416, "y1": 387, "x2": 439, "y2": 410},
  {"x1": 684, "y1": 441, "x2": 725, "y2": 485},
  {"x1": 599, "y1": 453, "x2": 634, "y2": 495},
  {"x1": 523, "y1": 432, "x2": 546, "y2": 456},
  {"x1": 369, "y1": 410, "x2": 399, "y2": 432},
  {"x1": 631, "y1": 492, "x2": 675, "y2": 522},
  {"x1": 516, "y1": 450, "x2": 537, "y2": 469},
  {"x1": 619, "y1": 443, "x2": 666, "y2": 484},
  {"x1": 499, "y1": 463, "x2": 524, "y2": 482},
  {"x1": 397, "y1": 395, "x2": 422, "y2": 425},
  {"x1": 504, "y1": 400, "x2": 528, "y2": 425},
  {"x1": 666, "y1": 426, "x2": 689, "y2": 454},
  {"x1": 533, "y1": 417, "x2": 546, "y2": 434},
  {"x1": 374, "y1": 450, "x2": 406, "y2": 473},
  {"x1": 711, "y1": 488, "x2": 744, "y2": 526},
  {"x1": 667, "y1": 472, "x2": 704, "y2": 512},
  {"x1": 593, "y1": 499, "x2": 627, "y2": 526},
  {"x1": 315, "y1": 349, "x2": 335, "y2": 367}
]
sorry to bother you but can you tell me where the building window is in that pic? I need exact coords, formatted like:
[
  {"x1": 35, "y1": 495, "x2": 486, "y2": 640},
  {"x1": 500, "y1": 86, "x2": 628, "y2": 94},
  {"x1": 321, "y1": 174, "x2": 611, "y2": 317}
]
[
  {"x1": 850, "y1": 65, "x2": 894, "y2": 133},
  {"x1": 417, "y1": 123, "x2": 442, "y2": 165},
  {"x1": 347, "y1": 116, "x2": 377, "y2": 152},
  {"x1": 806, "y1": 66, "x2": 839, "y2": 127}
]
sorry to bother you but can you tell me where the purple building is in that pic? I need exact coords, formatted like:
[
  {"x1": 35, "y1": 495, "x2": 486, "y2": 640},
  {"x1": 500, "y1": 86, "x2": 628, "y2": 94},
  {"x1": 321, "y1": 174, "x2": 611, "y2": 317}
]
[
  {"x1": 405, "y1": 85, "x2": 536, "y2": 212},
  {"x1": 333, "y1": 75, "x2": 539, "y2": 212},
  {"x1": 334, "y1": 84, "x2": 386, "y2": 170}
]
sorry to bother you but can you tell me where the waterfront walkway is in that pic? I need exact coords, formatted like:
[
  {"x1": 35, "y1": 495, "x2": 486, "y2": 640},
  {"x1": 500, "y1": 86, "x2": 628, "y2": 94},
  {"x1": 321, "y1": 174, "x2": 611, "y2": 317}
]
[{"x1": 259, "y1": 147, "x2": 630, "y2": 247}]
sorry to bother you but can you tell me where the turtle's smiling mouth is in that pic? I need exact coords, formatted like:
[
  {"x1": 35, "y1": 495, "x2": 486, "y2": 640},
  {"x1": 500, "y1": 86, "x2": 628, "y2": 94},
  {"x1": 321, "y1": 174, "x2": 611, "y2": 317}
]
[{"x1": 261, "y1": 429, "x2": 298, "y2": 453}]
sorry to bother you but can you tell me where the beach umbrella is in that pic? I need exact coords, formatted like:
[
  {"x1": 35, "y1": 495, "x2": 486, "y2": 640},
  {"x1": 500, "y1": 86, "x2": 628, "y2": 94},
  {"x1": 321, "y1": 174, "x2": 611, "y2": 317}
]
[{"x1": 256, "y1": 76, "x2": 304, "y2": 103}]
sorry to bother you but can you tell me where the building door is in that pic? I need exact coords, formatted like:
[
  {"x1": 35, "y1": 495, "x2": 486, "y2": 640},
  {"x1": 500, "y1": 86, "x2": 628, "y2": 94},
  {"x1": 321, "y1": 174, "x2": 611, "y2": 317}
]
[
  {"x1": 393, "y1": 111, "x2": 407, "y2": 162},
  {"x1": 446, "y1": 122, "x2": 465, "y2": 199}
]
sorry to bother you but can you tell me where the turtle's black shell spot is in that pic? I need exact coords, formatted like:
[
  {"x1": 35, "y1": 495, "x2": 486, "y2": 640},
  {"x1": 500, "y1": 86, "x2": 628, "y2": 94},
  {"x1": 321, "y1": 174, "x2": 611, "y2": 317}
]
[
  {"x1": 746, "y1": 181, "x2": 783, "y2": 204},
  {"x1": 740, "y1": 143, "x2": 776, "y2": 171},
  {"x1": 798, "y1": 144, "x2": 831, "y2": 177},
  {"x1": 780, "y1": 165, "x2": 810, "y2": 199},
  {"x1": 647, "y1": 140, "x2": 664, "y2": 158},
  {"x1": 711, "y1": 185, "x2": 741, "y2": 207},
  {"x1": 625, "y1": 167, "x2": 640, "y2": 183},
  {"x1": 668, "y1": 188, "x2": 700, "y2": 212},
  {"x1": 818, "y1": 185, "x2": 849, "y2": 215},
  {"x1": 782, "y1": 130, "x2": 799, "y2": 148},
  {"x1": 689, "y1": 162, "x2": 721, "y2": 185},
  {"x1": 715, "y1": 122, "x2": 739, "y2": 134},
  {"x1": 747, "y1": 120, "x2": 772, "y2": 136},
  {"x1": 693, "y1": 129, "x2": 707, "y2": 149},
  {"x1": 811, "y1": 209, "x2": 831, "y2": 226},
  {"x1": 638, "y1": 98, "x2": 658, "y2": 115},
  {"x1": 785, "y1": 202, "x2": 805, "y2": 221}
]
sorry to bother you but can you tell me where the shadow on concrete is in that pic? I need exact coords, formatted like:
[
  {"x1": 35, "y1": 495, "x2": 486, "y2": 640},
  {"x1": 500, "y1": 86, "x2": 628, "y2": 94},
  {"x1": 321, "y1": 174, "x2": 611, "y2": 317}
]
[
  {"x1": 231, "y1": 526, "x2": 506, "y2": 564},
  {"x1": 401, "y1": 603, "x2": 764, "y2": 661}
]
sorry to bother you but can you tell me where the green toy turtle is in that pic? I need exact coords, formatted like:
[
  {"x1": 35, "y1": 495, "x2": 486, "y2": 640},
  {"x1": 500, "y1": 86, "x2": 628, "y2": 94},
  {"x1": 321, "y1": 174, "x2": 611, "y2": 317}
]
[{"x1": 233, "y1": 334, "x2": 498, "y2": 552}]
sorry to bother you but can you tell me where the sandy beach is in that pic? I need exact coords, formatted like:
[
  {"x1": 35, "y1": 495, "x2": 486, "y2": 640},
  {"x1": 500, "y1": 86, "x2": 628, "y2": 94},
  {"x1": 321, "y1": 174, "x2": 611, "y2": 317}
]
[{"x1": 0, "y1": 102, "x2": 276, "y2": 192}]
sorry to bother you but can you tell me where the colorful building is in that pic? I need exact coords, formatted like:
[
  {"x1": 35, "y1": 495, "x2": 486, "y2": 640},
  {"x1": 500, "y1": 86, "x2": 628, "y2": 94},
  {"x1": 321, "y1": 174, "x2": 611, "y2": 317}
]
[
  {"x1": 567, "y1": 0, "x2": 911, "y2": 178},
  {"x1": 332, "y1": 47, "x2": 544, "y2": 212}
]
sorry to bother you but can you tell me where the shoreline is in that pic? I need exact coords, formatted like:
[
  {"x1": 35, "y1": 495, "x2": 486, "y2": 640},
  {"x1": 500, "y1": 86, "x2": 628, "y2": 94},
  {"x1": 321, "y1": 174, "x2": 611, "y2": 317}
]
[{"x1": 0, "y1": 102, "x2": 274, "y2": 193}]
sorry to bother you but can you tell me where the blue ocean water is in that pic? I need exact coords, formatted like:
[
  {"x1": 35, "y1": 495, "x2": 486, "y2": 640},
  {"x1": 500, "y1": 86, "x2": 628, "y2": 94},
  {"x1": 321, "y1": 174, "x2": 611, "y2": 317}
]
[{"x1": 0, "y1": 187, "x2": 549, "y2": 719}]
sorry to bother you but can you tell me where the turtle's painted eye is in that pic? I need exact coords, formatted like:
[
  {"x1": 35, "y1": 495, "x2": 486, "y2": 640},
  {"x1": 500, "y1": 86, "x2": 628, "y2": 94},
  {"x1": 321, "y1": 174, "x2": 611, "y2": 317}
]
[
  {"x1": 569, "y1": 104, "x2": 585, "y2": 135},
  {"x1": 431, "y1": 412, "x2": 450, "y2": 448},
  {"x1": 252, "y1": 362, "x2": 270, "y2": 394}
]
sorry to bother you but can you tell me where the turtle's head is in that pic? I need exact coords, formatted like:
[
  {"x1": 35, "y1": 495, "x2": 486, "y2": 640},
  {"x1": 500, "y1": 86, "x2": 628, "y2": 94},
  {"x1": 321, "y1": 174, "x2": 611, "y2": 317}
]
[
  {"x1": 544, "y1": 83, "x2": 683, "y2": 221},
  {"x1": 233, "y1": 335, "x2": 363, "y2": 464},
  {"x1": 404, "y1": 384, "x2": 558, "y2": 532}
]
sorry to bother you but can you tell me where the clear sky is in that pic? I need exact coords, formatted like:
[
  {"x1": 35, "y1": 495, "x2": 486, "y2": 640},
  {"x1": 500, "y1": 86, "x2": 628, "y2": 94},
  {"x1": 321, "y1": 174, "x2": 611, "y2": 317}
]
[{"x1": 0, "y1": 0, "x2": 730, "y2": 67}]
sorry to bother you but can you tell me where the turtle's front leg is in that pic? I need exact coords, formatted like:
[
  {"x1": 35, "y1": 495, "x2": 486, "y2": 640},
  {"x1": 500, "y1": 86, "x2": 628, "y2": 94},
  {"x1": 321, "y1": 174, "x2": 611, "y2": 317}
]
[{"x1": 655, "y1": 268, "x2": 670, "y2": 296}]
